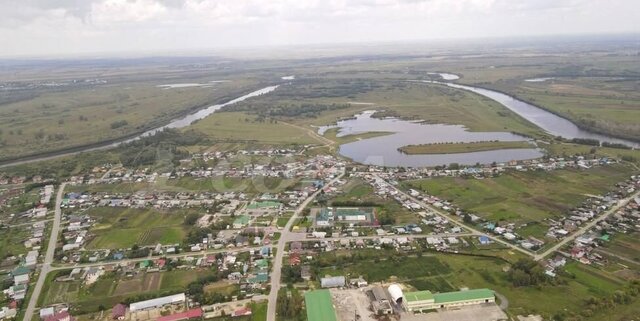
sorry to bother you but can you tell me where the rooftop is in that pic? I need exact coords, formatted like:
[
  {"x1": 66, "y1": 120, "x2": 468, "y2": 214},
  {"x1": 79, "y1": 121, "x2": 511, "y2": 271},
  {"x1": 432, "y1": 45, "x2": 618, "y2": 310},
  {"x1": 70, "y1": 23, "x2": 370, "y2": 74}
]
[
  {"x1": 434, "y1": 289, "x2": 494, "y2": 303},
  {"x1": 405, "y1": 290, "x2": 434, "y2": 302},
  {"x1": 305, "y1": 290, "x2": 338, "y2": 321},
  {"x1": 247, "y1": 201, "x2": 280, "y2": 209}
]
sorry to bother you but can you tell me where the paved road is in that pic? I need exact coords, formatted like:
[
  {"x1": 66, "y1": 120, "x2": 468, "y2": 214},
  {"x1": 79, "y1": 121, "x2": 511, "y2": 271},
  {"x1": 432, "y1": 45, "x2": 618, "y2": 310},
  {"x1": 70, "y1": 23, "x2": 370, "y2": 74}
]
[
  {"x1": 7, "y1": 218, "x2": 53, "y2": 228},
  {"x1": 286, "y1": 232, "x2": 475, "y2": 242},
  {"x1": 23, "y1": 182, "x2": 66, "y2": 321},
  {"x1": 533, "y1": 190, "x2": 640, "y2": 261},
  {"x1": 266, "y1": 171, "x2": 345, "y2": 321},
  {"x1": 51, "y1": 245, "x2": 265, "y2": 271}
]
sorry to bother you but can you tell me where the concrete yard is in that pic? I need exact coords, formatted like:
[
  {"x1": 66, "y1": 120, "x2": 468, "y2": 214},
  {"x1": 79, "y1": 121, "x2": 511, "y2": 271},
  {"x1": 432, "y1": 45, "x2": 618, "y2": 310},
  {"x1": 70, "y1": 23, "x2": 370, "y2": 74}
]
[
  {"x1": 402, "y1": 304, "x2": 507, "y2": 321},
  {"x1": 330, "y1": 288, "x2": 378, "y2": 321}
]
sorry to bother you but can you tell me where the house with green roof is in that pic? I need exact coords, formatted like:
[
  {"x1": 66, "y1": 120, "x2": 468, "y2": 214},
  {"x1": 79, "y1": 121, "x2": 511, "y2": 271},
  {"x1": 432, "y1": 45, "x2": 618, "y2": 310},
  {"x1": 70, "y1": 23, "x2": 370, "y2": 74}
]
[
  {"x1": 233, "y1": 215, "x2": 251, "y2": 229},
  {"x1": 247, "y1": 200, "x2": 281, "y2": 209},
  {"x1": 305, "y1": 290, "x2": 338, "y2": 321},
  {"x1": 247, "y1": 272, "x2": 269, "y2": 284},
  {"x1": 11, "y1": 266, "x2": 31, "y2": 277},
  {"x1": 404, "y1": 288, "x2": 495, "y2": 312}
]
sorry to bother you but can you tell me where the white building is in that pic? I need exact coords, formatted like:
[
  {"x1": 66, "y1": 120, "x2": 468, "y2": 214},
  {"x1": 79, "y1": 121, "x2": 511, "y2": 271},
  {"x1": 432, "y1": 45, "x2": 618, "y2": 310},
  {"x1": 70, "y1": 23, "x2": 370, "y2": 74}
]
[{"x1": 129, "y1": 293, "x2": 186, "y2": 312}]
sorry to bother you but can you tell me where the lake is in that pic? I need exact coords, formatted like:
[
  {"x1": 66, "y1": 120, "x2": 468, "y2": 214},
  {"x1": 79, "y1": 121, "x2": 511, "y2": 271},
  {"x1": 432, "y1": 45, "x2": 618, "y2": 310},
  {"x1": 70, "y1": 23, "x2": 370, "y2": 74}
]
[{"x1": 318, "y1": 111, "x2": 543, "y2": 167}]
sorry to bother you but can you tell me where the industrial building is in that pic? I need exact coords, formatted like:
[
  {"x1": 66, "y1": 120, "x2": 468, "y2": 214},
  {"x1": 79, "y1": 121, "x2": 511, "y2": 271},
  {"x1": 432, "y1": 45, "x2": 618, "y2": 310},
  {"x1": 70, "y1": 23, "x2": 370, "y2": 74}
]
[
  {"x1": 315, "y1": 207, "x2": 377, "y2": 227},
  {"x1": 404, "y1": 288, "x2": 495, "y2": 312},
  {"x1": 129, "y1": 293, "x2": 186, "y2": 312},
  {"x1": 321, "y1": 276, "x2": 346, "y2": 288},
  {"x1": 368, "y1": 286, "x2": 393, "y2": 315}
]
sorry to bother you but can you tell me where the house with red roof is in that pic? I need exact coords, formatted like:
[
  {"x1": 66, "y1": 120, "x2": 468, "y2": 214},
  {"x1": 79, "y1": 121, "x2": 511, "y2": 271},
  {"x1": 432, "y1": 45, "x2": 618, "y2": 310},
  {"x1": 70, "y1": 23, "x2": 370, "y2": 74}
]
[
  {"x1": 44, "y1": 311, "x2": 75, "y2": 321},
  {"x1": 111, "y1": 303, "x2": 126, "y2": 320},
  {"x1": 156, "y1": 308, "x2": 202, "y2": 321}
]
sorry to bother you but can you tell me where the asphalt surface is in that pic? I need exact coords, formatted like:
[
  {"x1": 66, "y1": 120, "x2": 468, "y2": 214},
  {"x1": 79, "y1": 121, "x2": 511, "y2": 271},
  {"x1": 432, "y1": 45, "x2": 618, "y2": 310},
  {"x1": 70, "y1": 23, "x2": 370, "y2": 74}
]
[
  {"x1": 266, "y1": 171, "x2": 344, "y2": 321},
  {"x1": 23, "y1": 182, "x2": 66, "y2": 321}
]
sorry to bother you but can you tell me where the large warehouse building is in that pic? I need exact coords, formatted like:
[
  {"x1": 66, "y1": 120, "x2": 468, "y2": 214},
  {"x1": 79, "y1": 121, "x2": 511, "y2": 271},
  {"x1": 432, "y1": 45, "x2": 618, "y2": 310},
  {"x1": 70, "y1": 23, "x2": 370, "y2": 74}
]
[{"x1": 404, "y1": 288, "x2": 495, "y2": 312}]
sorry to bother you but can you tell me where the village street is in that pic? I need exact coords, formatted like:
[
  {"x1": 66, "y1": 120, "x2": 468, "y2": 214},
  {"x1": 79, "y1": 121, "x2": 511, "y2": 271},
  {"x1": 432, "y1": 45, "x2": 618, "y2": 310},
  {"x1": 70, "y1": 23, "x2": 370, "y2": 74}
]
[
  {"x1": 266, "y1": 170, "x2": 345, "y2": 321},
  {"x1": 23, "y1": 183, "x2": 66, "y2": 321},
  {"x1": 534, "y1": 190, "x2": 640, "y2": 261}
]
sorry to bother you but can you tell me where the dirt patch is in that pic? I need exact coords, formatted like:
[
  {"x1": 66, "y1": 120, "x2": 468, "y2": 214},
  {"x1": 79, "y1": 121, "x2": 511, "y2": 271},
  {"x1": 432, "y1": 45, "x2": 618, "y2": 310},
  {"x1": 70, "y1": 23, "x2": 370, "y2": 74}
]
[
  {"x1": 113, "y1": 276, "x2": 143, "y2": 296},
  {"x1": 144, "y1": 272, "x2": 162, "y2": 291},
  {"x1": 330, "y1": 288, "x2": 378, "y2": 321}
]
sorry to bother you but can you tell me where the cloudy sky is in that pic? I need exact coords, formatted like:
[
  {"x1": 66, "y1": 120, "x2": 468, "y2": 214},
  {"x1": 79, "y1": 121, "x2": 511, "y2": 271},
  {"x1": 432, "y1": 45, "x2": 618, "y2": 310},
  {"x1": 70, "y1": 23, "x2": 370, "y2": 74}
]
[{"x1": 1, "y1": 0, "x2": 639, "y2": 57}]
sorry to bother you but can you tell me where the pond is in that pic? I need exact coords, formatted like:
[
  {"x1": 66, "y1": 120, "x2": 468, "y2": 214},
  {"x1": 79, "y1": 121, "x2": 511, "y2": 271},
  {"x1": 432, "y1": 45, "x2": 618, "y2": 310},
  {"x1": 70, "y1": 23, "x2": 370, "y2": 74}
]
[{"x1": 318, "y1": 111, "x2": 544, "y2": 167}]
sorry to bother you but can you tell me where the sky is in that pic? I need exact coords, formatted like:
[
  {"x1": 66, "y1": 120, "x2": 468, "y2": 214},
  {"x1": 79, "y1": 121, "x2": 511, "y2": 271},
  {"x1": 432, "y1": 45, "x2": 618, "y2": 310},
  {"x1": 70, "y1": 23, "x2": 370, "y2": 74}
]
[{"x1": 0, "y1": 0, "x2": 639, "y2": 57}]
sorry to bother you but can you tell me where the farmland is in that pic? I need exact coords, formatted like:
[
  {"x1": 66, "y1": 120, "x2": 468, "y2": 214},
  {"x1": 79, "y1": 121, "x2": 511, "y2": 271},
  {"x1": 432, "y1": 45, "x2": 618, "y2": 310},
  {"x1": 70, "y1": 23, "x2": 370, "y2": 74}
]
[
  {"x1": 84, "y1": 207, "x2": 198, "y2": 249},
  {"x1": 404, "y1": 164, "x2": 637, "y2": 229}
]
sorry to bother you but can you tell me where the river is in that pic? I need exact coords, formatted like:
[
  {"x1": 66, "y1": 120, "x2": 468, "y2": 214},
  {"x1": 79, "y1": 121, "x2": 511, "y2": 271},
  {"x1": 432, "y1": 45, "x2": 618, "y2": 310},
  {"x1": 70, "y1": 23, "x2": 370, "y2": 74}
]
[
  {"x1": 0, "y1": 85, "x2": 279, "y2": 168},
  {"x1": 432, "y1": 81, "x2": 639, "y2": 149}
]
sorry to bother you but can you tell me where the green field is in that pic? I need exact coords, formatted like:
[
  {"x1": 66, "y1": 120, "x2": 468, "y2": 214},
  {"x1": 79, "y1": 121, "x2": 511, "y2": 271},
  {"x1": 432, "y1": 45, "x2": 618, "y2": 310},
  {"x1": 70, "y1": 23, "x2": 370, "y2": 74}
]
[
  {"x1": 85, "y1": 207, "x2": 197, "y2": 249},
  {"x1": 404, "y1": 164, "x2": 637, "y2": 233},
  {"x1": 188, "y1": 112, "x2": 319, "y2": 146},
  {"x1": 398, "y1": 141, "x2": 533, "y2": 155},
  {"x1": 0, "y1": 225, "x2": 30, "y2": 258},
  {"x1": 0, "y1": 76, "x2": 260, "y2": 161},
  {"x1": 225, "y1": 79, "x2": 548, "y2": 142}
]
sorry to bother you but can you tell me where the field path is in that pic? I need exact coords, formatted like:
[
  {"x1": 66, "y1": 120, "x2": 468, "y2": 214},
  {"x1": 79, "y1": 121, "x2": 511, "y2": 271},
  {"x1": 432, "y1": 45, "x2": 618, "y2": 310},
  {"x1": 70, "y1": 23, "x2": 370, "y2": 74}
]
[{"x1": 279, "y1": 121, "x2": 336, "y2": 151}]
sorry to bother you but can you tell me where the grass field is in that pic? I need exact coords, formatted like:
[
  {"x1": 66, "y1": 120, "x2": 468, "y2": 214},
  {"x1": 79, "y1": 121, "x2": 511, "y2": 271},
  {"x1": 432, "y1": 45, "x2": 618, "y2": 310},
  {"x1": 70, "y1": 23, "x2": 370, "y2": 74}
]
[
  {"x1": 0, "y1": 76, "x2": 260, "y2": 160},
  {"x1": 398, "y1": 141, "x2": 533, "y2": 154},
  {"x1": 188, "y1": 112, "x2": 319, "y2": 146},
  {"x1": 404, "y1": 164, "x2": 637, "y2": 232},
  {"x1": 224, "y1": 79, "x2": 547, "y2": 142},
  {"x1": 322, "y1": 128, "x2": 393, "y2": 144},
  {"x1": 0, "y1": 225, "x2": 30, "y2": 258},
  {"x1": 85, "y1": 207, "x2": 198, "y2": 249},
  {"x1": 493, "y1": 78, "x2": 640, "y2": 142}
]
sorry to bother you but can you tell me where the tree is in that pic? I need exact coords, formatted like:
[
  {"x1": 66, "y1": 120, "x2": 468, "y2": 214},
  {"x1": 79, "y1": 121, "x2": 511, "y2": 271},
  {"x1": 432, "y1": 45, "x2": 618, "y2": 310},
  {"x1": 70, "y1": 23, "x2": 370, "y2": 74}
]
[{"x1": 184, "y1": 213, "x2": 200, "y2": 226}]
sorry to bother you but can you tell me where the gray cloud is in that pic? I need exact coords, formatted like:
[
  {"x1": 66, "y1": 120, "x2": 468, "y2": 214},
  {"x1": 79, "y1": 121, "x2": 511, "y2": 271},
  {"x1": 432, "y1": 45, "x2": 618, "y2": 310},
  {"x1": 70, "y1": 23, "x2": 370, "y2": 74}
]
[{"x1": 0, "y1": 0, "x2": 638, "y2": 57}]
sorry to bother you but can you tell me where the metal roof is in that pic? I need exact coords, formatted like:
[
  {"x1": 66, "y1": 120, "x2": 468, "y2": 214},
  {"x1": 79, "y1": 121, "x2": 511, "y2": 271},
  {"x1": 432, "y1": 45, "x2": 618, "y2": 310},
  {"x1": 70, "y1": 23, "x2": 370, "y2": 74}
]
[
  {"x1": 404, "y1": 291, "x2": 434, "y2": 302},
  {"x1": 129, "y1": 293, "x2": 185, "y2": 311},
  {"x1": 434, "y1": 289, "x2": 494, "y2": 303},
  {"x1": 305, "y1": 290, "x2": 337, "y2": 321}
]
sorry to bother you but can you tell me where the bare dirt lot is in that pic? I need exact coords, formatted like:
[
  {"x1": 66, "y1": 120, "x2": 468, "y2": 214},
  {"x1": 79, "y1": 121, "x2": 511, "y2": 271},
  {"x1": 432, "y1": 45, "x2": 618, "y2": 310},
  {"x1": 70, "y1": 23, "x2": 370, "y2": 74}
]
[{"x1": 330, "y1": 288, "x2": 378, "y2": 321}]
